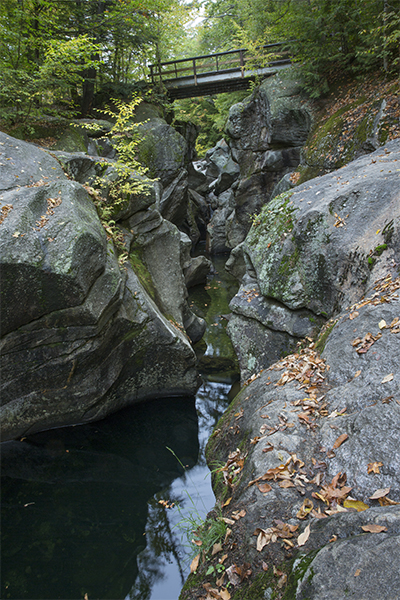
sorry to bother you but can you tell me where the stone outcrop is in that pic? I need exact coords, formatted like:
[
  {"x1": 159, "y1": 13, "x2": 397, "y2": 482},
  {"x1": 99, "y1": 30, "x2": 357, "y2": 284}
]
[
  {"x1": 0, "y1": 131, "x2": 205, "y2": 441},
  {"x1": 228, "y1": 140, "x2": 400, "y2": 380},
  {"x1": 188, "y1": 70, "x2": 312, "y2": 255},
  {"x1": 180, "y1": 139, "x2": 400, "y2": 600}
]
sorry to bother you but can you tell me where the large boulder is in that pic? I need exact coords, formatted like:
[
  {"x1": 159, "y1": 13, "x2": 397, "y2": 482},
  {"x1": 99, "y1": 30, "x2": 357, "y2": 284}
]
[
  {"x1": 136, "y1": 114, "x2": 188, "y2": 187},
  {"x1": 0, "y1": 132, "x2": 201, "y2": 441},
  {"x1": 228, "y1": 139, "x2": 400, "y2": 379}
]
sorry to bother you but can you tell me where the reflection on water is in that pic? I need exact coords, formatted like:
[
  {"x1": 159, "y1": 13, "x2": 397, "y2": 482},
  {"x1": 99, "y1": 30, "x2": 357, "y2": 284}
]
[
  {"x1": 1, "y1": 253, "x2": 240, "y2": 600},
  {"x1": 129, "y1": 381, "x2": 232, "y2": 600},
  {"x1": 1, "y1": 397, "x2": 199, "y2": 600}
]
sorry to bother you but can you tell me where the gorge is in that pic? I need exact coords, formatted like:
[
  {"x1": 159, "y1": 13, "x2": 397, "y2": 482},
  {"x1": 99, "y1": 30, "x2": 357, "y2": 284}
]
[{"x1": 1, "y1": 67, "x2": 399, "y2": 600}]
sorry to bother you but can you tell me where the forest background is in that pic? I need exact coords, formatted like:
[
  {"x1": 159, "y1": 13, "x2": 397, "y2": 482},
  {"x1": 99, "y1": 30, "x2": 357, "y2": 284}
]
[{"x1": 1, "y1": 0, "x2": 399, "y2": 153}]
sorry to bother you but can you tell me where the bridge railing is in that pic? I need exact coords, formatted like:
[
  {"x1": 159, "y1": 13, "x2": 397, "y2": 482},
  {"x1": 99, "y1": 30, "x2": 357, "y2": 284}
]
[{"x1": 149, "y1": 42, "x2": 290, "y2": 85}]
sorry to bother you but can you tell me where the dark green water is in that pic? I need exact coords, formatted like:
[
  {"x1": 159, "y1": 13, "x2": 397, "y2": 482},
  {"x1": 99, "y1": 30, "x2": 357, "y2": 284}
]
[{"x1": 1, "y1": 255, "x2": 239, "y2": 600}]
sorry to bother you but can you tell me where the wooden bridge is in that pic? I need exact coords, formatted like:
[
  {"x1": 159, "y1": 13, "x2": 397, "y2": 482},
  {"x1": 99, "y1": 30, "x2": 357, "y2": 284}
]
[{"x1": 149, "y1": 43, "x2": 292, "y2": 100}]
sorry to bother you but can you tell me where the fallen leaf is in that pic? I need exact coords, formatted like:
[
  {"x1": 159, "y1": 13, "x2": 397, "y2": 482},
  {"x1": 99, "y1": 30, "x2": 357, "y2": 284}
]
[
  {"x1": 254, "y1": 528, "x2": 274, "y2": 551},
  {"x1": 329, "y1": 535, "x2": 337, "y2": 542},
  {"x1": 277, "y1": 573, "x2": 287, "y2": 589},
  {"x1": 378, "y1": 496, "x2": 399, "y2": 506},
  {"x1": 278, "y1": 480, "x2": 295, "y2": 488},
  {"x1": 343, "y1": 499, "x2": 369, "y2": 512},
  {"x1": 231, "y1": 509, "x2": 246, "y2": 520},
  {"x1": 226, "y1": 564, "x2": 241, "y2": 586},
  {"x1": 190, "y1": 554, "x2": 200, "y2": 573},
  {"x1": 192, "y1": 538, "x2": 202, "y2": 546},
  {"x1": 354, "y1": 370, "x2": 361, "y2": 378},
  {"x1": 333, "y1": 433, "x2": 348, "y2": 449},
  {"x1": 381, "y1": 373, "x2": 394, "y2": 383},
  {"x1": 216, "y1": 574, "x2": 225, "y2": 587},
  {"x1": 297, "y1": 498, "x2": 314, "y2": 519},
  {"x1": 369, "y1": 487, "x2": 390, "y2": 500},
  {"x1": 257, "y1": 482, "x2": 272, "y2": 494},
  {"x1": 262, "y1": 443, "x2": 274, "y2": 453},
  {"x1": 220, "y1": 589, "x2": 231, "y2": 600},
  {"x1": 212, "y1": 543, "x2": 223, "y2": 556},
  {"x1": 367, "y1": 461, "x2": 383, "y2": 474},
  {"x1": 361, "y1": 524, "x2": 387, "y2": 533},
  {"x1": 378, "y1": 319, "x2": 387, "y2": 329},
  {"x1": 354, "y1": 569, "x2": 361, "y2": 577},
  {"x1": 297, "y1": 523, "x2": 311, "y2": 546},
  {"x1": 349, "y1": 311, "x2": 359, "y2": 320},
  {"x1": 223, "y1": 497, "x2": 232, "y2": 507},
  {"x1": 262, "y1": 561, "x2": 269, "y2": 571}
]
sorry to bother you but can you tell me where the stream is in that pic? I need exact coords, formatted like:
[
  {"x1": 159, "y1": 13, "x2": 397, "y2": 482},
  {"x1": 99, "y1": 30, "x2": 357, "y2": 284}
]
[{"x1": 0, "y1": 255, "x2": 239, "y2": 600}]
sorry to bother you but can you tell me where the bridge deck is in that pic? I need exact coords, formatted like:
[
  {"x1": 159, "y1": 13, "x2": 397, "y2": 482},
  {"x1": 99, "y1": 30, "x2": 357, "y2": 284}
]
[{"x1": 149, "y1": 43, "x2": 292, "y2": 100}]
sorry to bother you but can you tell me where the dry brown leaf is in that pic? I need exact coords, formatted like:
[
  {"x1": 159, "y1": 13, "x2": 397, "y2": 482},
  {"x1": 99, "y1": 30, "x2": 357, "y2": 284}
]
[
  {"x1": 277, "y1": 573, "x2": 288, "y2": 589},
  {"x1": 370, "y1": 487, "x2": 390, "y2": 500},
  {"x1": 354, "y1": 370, "x2": 361, "y2": 378},
  {"x1": 349, "y1": 311, "x2": 359, "y2": 320},
  {"x1": 378, "y1": 496, "x2": 400, "y2": 506},
  {"x1": 226, "y1": 564, "x2": 241, "y2": 586},
  {"x1": 262, "y1": 561, "x2": 269, "y2": 571},
  {"x1": 219, "y1": 589, "x2": 231, "y2": 600},
  {"x1": 297, "y1": 498, "x2": 314, "y2": 519},
  {"x1": 212, "y1": 542, "x2": 223, "y2": 556},
  {"x1": 278, "y1": 480, "x2": 295, "y2": 488},
  {"x1": 257, "y1": 482, "x2": 272, "y2": 494},
  {"x1": 367, "y1": 461, "x2": 383, "y2": 474},
  {"x1": 297, "y1": 523, "x2": 311, "y2": 546},
  {"x1": 192, "y1": 538, "x2": 202, "y2": 546},
  {"x1": 254, "y1": 528, "x2": 274, "y2": 551},
  {"x1": 361, "y1": 524, "x2": 387, "y2": 533},
  {"x1": 223, "y1": 497, "x2": 232, "y2": 507},
  {"x1": 381, "y1": 373, "x2": 394, "y2": 383},
  {"x1": 378, "y1": 319, "x2": 387, "y2": 329},
  {"x1": 262, "y1": 443, "x2": 274, "y2": 453},
  {"x1": 333, "y1": 433, "x2": 349, "y2": 449},
  {"x1": 190, "y1": 554, "x2": 200, "y2": 573},
  {"x1": 354, "y1": 569, "x2": 361, "y2": 577}
]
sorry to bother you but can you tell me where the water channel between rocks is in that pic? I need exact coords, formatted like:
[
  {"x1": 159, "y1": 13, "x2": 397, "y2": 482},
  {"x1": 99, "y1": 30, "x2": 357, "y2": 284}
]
[{"x1": 0, "y1": 255, "x2": 240, "y2": 600}]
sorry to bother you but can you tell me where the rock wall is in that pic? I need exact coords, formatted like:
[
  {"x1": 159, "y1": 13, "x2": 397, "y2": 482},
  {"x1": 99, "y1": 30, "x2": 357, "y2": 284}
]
[
  {"x1": 228, "y1": 140, "x2": 400, "y2": 381},
  {"x1": 0, "y1": 130, "x2": 208, "y2": 441},
  {"x1": 180, "y1": 139, "x2": 400, "y2": 600},
  {"x1": 189, "y1": 70, "x2": 313, "y2": 256}
]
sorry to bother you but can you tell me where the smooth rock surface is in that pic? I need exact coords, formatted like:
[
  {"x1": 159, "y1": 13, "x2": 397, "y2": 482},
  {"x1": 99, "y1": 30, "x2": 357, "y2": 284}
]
[
  {"x1": 0, "y1": 132, "x2": 201, "y2": 441},
  {"x1": 228, "y1": 139, "x2": 400, "y2": 379}
]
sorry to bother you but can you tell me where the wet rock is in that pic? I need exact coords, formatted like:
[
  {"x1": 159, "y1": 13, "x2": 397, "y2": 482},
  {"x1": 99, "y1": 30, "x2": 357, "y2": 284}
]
[
  {"x1": 181, "y1": 280, "x2": 400, "y2": 599},
  {"x1": 0, "y1": 132, "x2": 201, "y2": 441},
  {"x1": 227, "y1": 139, "x2": 400, "y2": 380}
]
